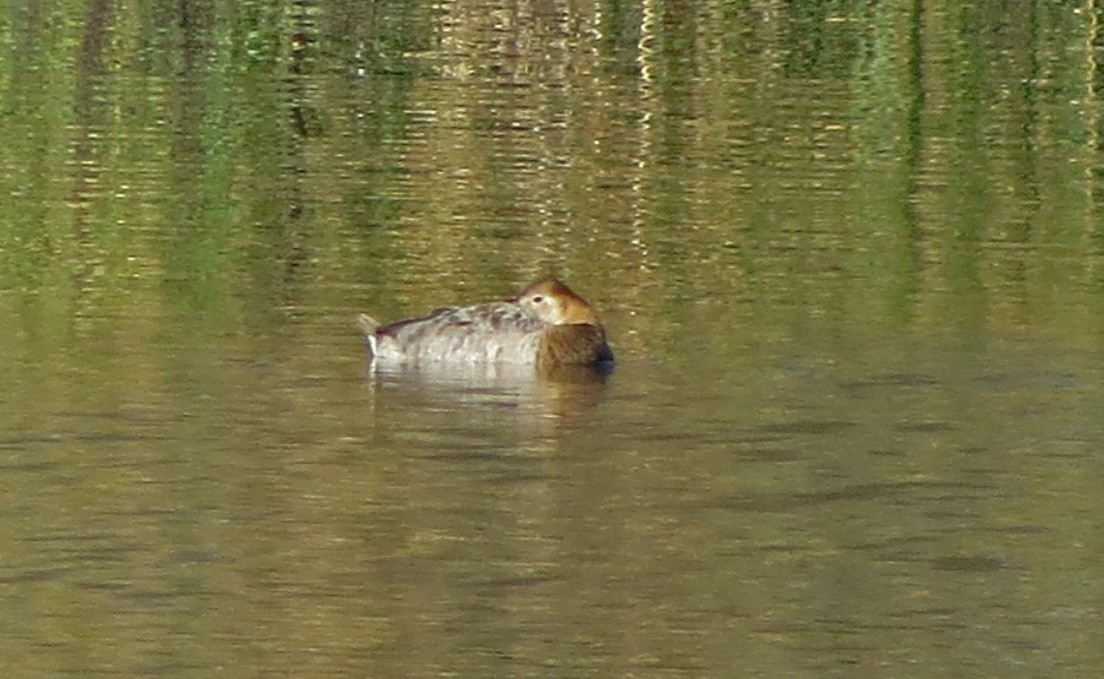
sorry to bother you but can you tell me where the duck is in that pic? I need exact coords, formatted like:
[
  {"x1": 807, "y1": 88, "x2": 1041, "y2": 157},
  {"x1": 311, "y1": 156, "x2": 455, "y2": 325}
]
[{"x1": 356, "y1": 279, "x2": 614, "y2": 369}]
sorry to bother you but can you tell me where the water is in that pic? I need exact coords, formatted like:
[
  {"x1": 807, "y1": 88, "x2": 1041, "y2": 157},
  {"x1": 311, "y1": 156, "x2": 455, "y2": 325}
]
[{"x1": 3, "y1": 1, "x2": 1104, "y2": 676}]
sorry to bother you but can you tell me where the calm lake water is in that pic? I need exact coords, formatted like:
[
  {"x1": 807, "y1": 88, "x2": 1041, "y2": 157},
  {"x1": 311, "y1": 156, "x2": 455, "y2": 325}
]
[{"x1": 3, "y1": 1, "x2": 1104, "y2": 676}]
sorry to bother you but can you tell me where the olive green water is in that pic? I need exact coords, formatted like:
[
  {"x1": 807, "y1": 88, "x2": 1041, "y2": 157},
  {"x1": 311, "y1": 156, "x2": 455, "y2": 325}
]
[{"x1": 3, "y1": 1, "x2": 1104, "y2": 676}]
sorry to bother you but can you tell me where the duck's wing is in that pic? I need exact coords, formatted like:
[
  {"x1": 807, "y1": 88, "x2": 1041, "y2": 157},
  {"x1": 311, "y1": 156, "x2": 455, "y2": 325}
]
[
  {"x1": 378, "y1": 303, "x2": 542, "y2": 339},
  {"x1": 375, "y1": 305, "x2": 467, "y2": 341},
  {"x1": 375, "y1": 302, "x2": 545, "y2": 363}
]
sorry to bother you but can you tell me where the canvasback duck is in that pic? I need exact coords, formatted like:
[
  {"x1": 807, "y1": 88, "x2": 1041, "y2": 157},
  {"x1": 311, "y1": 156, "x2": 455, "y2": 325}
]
[{"x1": 356, "y1": 279, "x2": 614, "y2": 369}]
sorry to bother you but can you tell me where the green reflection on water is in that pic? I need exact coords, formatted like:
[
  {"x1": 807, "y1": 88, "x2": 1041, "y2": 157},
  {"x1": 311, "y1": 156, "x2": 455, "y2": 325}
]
[{"x1": 2, "y1": 1, "x2": 1101, "y2": 335}]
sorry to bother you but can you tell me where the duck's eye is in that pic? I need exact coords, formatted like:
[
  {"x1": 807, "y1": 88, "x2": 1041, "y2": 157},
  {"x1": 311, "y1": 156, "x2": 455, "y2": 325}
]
[{"x1": 531, "y1": 295, "x2": 545, "y2": 304}]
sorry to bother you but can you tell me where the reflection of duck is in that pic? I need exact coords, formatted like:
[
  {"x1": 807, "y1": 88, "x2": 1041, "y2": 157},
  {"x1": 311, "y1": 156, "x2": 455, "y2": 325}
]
[{"x1": 357, "y1": 279, "x2": 614, "y2": 369}]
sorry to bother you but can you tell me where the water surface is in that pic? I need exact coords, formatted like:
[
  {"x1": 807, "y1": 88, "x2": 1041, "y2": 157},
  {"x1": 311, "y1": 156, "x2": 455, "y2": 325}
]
[{"x1": 2, "y1": 1, "x2": 1104, "y2": 676}]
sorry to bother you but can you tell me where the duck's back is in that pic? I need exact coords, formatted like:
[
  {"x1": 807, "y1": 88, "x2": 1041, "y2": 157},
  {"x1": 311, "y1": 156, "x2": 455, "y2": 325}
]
[{"x1": 373, "y1": 302, "x2": 545, "y2": 365}]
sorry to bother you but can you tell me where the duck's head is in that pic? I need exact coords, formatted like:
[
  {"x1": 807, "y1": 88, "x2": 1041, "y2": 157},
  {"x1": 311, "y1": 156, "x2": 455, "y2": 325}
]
[{"x1": 511, "y1": 279, "x2": 602, "y2": 326}]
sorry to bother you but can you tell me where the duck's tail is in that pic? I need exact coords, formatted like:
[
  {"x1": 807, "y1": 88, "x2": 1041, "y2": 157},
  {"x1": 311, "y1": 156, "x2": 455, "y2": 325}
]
[{"x1": 356, "y1": 313, "x2": 380, "y2": 356}]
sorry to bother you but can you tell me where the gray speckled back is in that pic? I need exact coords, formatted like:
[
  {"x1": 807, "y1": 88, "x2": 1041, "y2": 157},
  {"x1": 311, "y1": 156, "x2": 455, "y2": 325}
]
[{"x1": 372, "y1": 302, "x2": 546, "y2": 365}]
